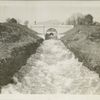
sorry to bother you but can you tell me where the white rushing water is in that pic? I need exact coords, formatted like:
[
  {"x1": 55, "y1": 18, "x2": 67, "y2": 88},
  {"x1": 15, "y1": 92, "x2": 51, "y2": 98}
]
[{"x1": 1, "y1": 39, "x2": 100, "y2": 94}]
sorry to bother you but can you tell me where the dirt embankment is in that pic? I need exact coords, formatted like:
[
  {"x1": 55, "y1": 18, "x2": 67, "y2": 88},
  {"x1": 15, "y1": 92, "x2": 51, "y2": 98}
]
[
  {"x1": 61, "y1": 25, "x2": 100, "y2": 75},
  {"x1": 0, "y1": 22, "x2": 43, "y2": 86}
]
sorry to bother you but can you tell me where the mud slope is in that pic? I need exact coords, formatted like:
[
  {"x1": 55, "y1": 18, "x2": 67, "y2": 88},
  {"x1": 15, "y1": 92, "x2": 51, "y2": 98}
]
[
  {"x1": 0, "y1": 22, "x2": 43, "y2": 86},
  {"x1": 61, "y1": 25, "x2": 100, "y2": 75}
]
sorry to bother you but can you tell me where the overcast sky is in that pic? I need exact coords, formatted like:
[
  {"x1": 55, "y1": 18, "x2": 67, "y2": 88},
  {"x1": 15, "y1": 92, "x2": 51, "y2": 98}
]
[{"x1": 0, "y1": 1, "x2": 100, "y2": 25}]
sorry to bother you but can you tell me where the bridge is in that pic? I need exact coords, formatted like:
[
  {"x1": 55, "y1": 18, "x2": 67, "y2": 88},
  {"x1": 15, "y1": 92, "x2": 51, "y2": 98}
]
[{"x1": 31, "y1": 25, "x2": 73, "y2": 39}]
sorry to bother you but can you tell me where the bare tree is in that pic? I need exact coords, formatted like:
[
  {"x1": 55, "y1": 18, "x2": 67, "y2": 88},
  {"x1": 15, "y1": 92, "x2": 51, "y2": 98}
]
[
  {"x1": 84, "y1": 14, "x2": 93, "y2": 25},
  {"x1": 24, "y1": 20, "x2": 29, "y2": 27},
  {"x1": 66, "y1": 13, "x2": 84, "y2": 25},
  {"x1": 66, "y1": 13, "x2": 94, "y2": 26}
]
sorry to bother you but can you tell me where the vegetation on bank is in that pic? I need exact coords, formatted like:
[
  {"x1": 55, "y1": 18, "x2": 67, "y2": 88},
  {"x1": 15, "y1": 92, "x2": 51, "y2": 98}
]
[
  {"x1": 0, "y1": 19, "x2": 43, "y2": 86},
  {"x1": 61, "y1": 25, "x2": 100, "y2": 75},
  {"x1": 66, "y1": 13, "x2": 100, "y2": 26}
]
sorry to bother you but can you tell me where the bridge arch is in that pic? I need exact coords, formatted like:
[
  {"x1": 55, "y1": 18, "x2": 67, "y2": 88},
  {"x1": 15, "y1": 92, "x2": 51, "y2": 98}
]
[
  {"x1": 31, "y1": 25, "x2": 73, "y2": 38},
  {"x1": 45, "y1": 28, "x2": 58, "y2": 40}
]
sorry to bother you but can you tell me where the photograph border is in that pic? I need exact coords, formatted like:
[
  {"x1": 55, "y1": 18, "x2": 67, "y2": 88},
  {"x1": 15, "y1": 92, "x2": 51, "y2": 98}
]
[{"x1": 0, "y1": 0, "x2": 100, "y2": 100}]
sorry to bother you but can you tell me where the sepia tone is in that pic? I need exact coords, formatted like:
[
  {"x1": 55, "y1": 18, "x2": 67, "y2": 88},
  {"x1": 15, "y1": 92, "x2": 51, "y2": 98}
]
[{"x1": 0, "y1": 1, "x2": 100, "y2": 94}]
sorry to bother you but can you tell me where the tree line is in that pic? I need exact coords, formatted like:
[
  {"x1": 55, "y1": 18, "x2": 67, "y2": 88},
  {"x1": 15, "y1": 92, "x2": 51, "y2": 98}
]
[
  {"x1": 6, "y1": 18, "x2": 37, "y2": 27},
  {"x1": 5, "y1": 13, "x2": 100, "y2": 26},
  {"x1": 66, "y1": 13, "x2": 99, "y2": 25}
]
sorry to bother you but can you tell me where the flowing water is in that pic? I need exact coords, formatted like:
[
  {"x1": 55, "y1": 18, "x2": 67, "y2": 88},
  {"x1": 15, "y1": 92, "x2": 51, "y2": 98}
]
[{"x1": 1, "y1": 39, "x2": 100, "y2": 94}]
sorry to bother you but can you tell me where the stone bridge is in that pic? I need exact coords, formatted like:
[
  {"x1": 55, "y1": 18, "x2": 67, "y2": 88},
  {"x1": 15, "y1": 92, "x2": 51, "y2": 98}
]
[{"x1": 31, "y1": 25, "x2": 73, "y2": 39}]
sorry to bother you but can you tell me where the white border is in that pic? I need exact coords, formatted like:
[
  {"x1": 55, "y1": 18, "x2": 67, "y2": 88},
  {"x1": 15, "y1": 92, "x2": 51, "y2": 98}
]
[{"x1": 0, "y1": 1, "x2": 100, "y2": 100}]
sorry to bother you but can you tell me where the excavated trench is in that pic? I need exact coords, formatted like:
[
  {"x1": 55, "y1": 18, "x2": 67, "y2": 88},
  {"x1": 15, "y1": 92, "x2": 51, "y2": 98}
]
[
  {"x1": 0, "y1": 38, "x2": 43, "y2": 89},
  {"x1": 1, "y1": 39, "x2": 100, "y2": 94}
]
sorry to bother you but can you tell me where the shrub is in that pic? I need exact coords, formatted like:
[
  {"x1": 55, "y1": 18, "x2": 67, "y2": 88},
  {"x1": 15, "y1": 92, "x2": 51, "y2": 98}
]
[{"x1": 6, "y1": 18, "x2": 17, "y2": 24}]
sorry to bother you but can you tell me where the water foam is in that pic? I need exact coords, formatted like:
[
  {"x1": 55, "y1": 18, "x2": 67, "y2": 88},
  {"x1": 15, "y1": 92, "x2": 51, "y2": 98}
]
[{"x1": 1, "y1": 39, "x2": 100, "y2": 94}]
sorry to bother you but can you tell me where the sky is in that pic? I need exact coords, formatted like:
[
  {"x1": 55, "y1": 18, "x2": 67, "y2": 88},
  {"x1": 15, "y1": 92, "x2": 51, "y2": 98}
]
[{"x1": 0, "y1": 1, "x2": 100, "y2": 25}]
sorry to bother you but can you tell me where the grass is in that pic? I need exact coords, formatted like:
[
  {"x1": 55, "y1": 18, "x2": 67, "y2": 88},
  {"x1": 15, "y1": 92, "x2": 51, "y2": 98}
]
[
  {"x1": 0, "y1": 22, "x2": 43, "y2": 86},
  {"x1": 0, "y1": 22, "x2": 42, "y2": 58},
  {"x1": 61, "y1": 25, "x2": 100, "y2": 75}
]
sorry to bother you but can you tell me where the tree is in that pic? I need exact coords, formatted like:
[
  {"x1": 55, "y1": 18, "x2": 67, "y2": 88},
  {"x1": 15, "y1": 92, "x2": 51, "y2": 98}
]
[
  {"x1": 24, "y1": 20, "x2": 29, "y2": 27},
  {"x1": 6, "y1": 18, "x2": 10, "y2": 23},
  {"x1": 84, "y1": 14, "x2": 93, "y2": 25},
  {"x1": 77, "y1": 17, "x2": 85, "y2": 25},
  {"x1": 66, "y1": 13, "x2": 94, "y2": 25},
  {"x1": 66, "y1": 13, "x2": 84, "y2": 25},
  {"x1": 17, "y1": 19, "x2": 22, "y2": 24},
  {"x1": 34, "y1": 20, "x2": 37, "y2": 25},
  {"x1": 6, "y1": 18, "x2": 17, "y2": 24}
]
